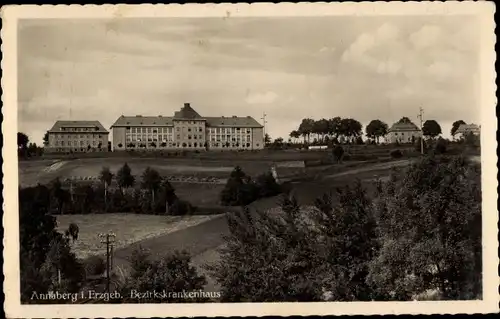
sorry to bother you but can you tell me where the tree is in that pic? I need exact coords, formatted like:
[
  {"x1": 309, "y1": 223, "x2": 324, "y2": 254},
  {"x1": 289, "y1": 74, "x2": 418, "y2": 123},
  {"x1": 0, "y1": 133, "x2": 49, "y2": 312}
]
[
  {"x1": 311, "y1": 182, "x2": 381, "y2": 301},
  {"x1": 365, "y1": 120, "x2": 389, "y2": 144},
  {"x1": 208, "y1": 198, "x2": 324, "y2": 301},
  {"x1": 65, "y1": 223, "x2": 79, "y2": 242},
  {"x1": 120, "y1": 247, "x2": 207, "y2": 303},
  {"x1": 220, "y1": 166, "x2": 258, "y2": 206},
  {"x1": 328, "y1": 117, "x2": 342, "y2": 138},
  {"x1": 210, "y1": 183, "x2": 381, "y2": 302},
  {"x1": 99, "y1": 167, "x2": 114, "y2": 209},
  {"x1": 422, "y1": 120, "x2": 442, "y2": 139},
  {"x1": 368, "y1": 155, "x2": 482, "y2": 300},
  {"x1": 451, "y1": 120, "x2": 467, "y2": 138},
  {"x1": 141, "y1": 167, "x2": 162, "y2": 204},
  {"x1": 332, "y1": 145, "x2": 344, "y2": 163},
  {"x1": 18, "y1": 132, "x2": 29, "y2": 149},
  {"x1": 397, "y1": 117, "x2": 413, "y2": 124},
  {"x1": 19, "y1": 185, "x2": 84, "y2": 302},
  {"x1": 298, "y1": 118, "x2": 315, "y2": 143},
  {"x1": 157, "y1": 178, "x2": 178, "y2": 214},
  {"x1": 50, "y1": 178, "x2": 68, "y2": 215},
  {"x1": 289, "y1": 130, "x2": 301, "y2": 143},
  {"x1": 40, "y1": 234, "x2": 85, "y2": 295},
  {"x1": 43, "y1": 131, "x2": 49, "y2": 146},
  {"x1": 264, "y1": 133, "x2": 272, "y2": 146},
  {"x1": 312, "y1": 118, "x2": 329, "y2": 143},
  {"x1": 116, "y1": 163, "x2": 135, "y2": 192}
]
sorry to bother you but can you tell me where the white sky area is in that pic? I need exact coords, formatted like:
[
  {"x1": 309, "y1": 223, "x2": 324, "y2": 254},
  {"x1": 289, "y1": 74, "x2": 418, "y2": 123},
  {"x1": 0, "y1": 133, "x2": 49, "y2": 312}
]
[{"x1": 18, "y1": 16, "x2": 480, "y2": 145}]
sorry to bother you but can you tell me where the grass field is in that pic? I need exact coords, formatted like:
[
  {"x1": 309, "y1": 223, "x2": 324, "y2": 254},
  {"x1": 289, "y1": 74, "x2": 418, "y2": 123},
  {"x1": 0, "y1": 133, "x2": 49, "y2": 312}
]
[
  {"x1": 18, "y1": 157, "x2": 278, "y2": 187},
  {"x1": 56, "y1": 213, "x2": 223, "y2": 259}
]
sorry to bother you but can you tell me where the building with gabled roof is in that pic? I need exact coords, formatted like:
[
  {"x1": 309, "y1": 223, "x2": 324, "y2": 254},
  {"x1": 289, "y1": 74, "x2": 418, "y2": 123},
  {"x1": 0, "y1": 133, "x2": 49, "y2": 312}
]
[
  {"x1": 386, "y1": 121, "x2": 422, "y2": 144},
  {"x1": 456, "y1": 123, "x2": 481, "y2": 137},
  {"x1": 46, "y1": 120, "x2": 109, "y2": 153},
  {"x1": 110, "y1": 103, "x2": 264, "y2": 151}
]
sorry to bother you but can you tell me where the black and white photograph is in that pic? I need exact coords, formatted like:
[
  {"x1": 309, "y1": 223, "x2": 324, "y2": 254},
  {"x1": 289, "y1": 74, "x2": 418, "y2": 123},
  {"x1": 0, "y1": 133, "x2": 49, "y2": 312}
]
[{"x1": 2, "y1": 2, "x2": 498, "y2": 317}]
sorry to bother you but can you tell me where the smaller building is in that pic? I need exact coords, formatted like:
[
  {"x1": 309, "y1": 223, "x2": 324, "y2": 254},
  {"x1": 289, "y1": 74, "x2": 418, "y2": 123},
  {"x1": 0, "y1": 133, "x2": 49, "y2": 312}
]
[
  {"x1": 45, "y1": 120, "x2": 109, "y2": 153},
  {"x1": 456, "y1": 123, "x2": 481, "y2": 137},
  {"x1": 386, "y1": 122, "x2": 422, "y2": 144}
]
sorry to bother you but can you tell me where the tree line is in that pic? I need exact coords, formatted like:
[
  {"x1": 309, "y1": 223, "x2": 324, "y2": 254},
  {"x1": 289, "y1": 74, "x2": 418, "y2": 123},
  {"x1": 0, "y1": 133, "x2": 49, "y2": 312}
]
[{"x1": 284, "y1": 117, "x2": 476, "y2": 145}]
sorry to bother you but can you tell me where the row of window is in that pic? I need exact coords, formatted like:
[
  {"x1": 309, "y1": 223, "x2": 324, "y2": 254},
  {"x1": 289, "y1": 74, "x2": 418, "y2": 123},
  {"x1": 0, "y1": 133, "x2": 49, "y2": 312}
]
[
  {"x1": 123, "y1": 126, "x2": 253, "y2": 135},
  {"x1": 119, "y1": 141, "x2": 257, "y2": 149},
  {"x1": 209, "y1": 128, "x2": 252, "y2": 134},
  {"x1": 53, "y1": 134, "x2": 104, "y2": 139},
  {"x1": 53, "y1": 140, "x2": 102, "y2": 147},
  {"x1": 59, "y1": 127, "x2": 100, "y2": 132}
]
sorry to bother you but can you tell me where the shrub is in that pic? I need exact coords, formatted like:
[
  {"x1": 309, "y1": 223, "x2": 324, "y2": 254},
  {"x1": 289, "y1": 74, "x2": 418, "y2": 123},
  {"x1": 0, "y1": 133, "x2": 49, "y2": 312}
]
[
  {"x1": 170, "y1": 198, "x2": 196, "y2": 216},
  {"x1": 435, "y1": 138, "x2": 448, "y2": 154},
  {"x1": 120, "y1": 248, "x2": 207, "y2": 303},
  {"x1": 84, "y1": 256, "x2": 106, "y2": 277},
  {"x1": 332, "y1": 145, "x2": 344, "y2": 162},
  {"x1": 220, "y1": 166, "x2": 258, "y2": 206},
  {"x1": 255, "y1": 172, "x2": 282, "y2": 198},
  {"x1": 390, "y1": 149, "x2": 403, "y2": 158}
]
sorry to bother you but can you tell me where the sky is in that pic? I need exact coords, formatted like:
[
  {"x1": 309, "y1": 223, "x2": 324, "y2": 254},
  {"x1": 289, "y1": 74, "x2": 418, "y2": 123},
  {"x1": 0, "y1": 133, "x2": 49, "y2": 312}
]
[{"x1": 18, "y1": 16, "x2": 481, "y2": 145}]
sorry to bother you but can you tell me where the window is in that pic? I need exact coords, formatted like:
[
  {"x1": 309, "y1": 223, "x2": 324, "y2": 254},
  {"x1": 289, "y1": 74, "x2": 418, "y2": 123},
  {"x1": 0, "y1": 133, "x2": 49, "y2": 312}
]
[
  {"x1": 188, "y1": 128, "x2": 191, "y2": 132},
  {"x1": 188, "y1": 135, "x2": 192, "y2": 140},
  {"x1": 199, "y1": 128, "x2": 203, "y2": 132},
  {"x1": 199, "y1": 135, "x2": 202, "y2": 139}
]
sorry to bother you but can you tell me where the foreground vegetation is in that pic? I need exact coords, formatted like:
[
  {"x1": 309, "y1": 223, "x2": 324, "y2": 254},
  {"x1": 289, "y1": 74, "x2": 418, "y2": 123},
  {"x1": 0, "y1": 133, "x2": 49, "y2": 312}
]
[
  {"x1": 20, "y1": 153, "x2": 481, "y2": 303},
  {"x1": 209, "y1": 155, "x2": 482, "y2": 301}
]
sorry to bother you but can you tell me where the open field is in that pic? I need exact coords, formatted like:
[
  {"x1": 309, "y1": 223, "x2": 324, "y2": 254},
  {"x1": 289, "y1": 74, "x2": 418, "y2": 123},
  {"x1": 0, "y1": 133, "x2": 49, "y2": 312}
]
[
  {"x1": 18, "y1": 157, "x2": 277, "y2": 188},
  {"x1": 56, "y1": 213, "x2": 223, "y2": 259}
]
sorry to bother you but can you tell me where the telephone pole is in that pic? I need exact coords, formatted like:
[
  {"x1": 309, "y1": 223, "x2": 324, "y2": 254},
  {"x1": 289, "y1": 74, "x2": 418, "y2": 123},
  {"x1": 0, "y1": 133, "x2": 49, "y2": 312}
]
[
  {"x1": 261, "y1": 112, "x2": 268, "y2": 144},
  {"x1": 261, "y1": 112, "x2": 268, "y2": 136},
  {"x1": 418, "y1": 107, "x2": 424, "y2": 155},
  {"x1": 99, "y1": 232, "x2": 116, "y2": 292}
]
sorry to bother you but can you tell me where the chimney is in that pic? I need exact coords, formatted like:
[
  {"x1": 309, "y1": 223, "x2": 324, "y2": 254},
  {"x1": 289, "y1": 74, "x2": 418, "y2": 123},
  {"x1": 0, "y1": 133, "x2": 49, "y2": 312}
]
[{"x1": 184, "y1": 103, "x2": 190, "y2": 108}]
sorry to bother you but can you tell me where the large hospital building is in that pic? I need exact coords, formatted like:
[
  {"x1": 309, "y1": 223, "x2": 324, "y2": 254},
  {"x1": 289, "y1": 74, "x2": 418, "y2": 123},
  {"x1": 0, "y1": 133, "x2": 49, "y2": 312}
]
[{"x1": 110, "y1": 103, "x2": 264, "y2": 151}]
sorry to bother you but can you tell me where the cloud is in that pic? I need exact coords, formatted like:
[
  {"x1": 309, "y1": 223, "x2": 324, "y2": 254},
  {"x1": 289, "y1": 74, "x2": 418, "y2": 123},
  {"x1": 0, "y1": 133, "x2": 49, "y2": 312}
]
[
  {"x1": 409, "y1": 25, "x2": 443, "y2": 50},
  {"x1": 245, "y1": 91, "x2": 279, "y2": 105}
]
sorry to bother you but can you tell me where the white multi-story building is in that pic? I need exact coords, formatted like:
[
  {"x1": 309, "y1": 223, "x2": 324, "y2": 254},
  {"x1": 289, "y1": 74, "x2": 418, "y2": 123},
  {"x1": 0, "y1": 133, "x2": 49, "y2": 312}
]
[
  {"x1": 110, "y1": 103, "x2": 265, "y2": 151},
  {"x1": 45, "y1": 120, "x2": 109, "y2": 153}
]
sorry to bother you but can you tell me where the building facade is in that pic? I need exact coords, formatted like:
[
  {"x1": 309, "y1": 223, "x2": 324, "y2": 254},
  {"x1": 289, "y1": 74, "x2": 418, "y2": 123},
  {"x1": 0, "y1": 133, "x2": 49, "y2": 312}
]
[
  {"x1": 456, "y1": 123, "x2": 481, "y2": 138},
  {"x1": 110, "y1": 103, "x2": 264, "y2": 151},
  {"x1": 386, "y1": 122, "x2": 422, "y2": 144},
  {"x1": 46, "y1": 120, "x2": 109, "y2": 153}
]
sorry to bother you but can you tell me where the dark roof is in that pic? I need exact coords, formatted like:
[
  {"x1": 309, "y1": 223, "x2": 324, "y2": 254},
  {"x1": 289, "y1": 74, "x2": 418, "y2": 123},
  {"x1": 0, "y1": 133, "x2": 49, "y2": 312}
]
[
  {"x1": 205, "y1": 116, "x2": 263, "y2": 128},
  {"x1": 49, "y1": 120, "x2": 109, "y2": 133},
  {"x1": 111, "y1": 115, "x2": 174, "y2": 127},
  {"x1": 173, "y1": 104, "x2": 203, "y2": 119},
  {"x1": 456, "y1": 123, "x2": 480, "y2": 134},
  {"x1": 388, "y1": 122, "x2": 420, "y2": 132},
  {"x1": 111, "y1": 103, "x2": 263, "y2": 128}
]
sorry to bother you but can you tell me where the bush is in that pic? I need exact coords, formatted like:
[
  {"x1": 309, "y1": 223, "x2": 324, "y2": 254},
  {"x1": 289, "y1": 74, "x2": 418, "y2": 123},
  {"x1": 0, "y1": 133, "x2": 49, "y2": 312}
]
[
  {"x1": 390, "y1": 149, "x2": 403, "y2": 158},
  {"x1": 255, "y1": 172, "x2": 281, "y2": 197},
  {"x1": 119, "y1": 248, "x2": 207, "y2": 303},
  {"x1": 332, "y1": 145, "x2": 344, "y2": 162},
  {"x1": 84, "y1": 256, "x2": 106, "y2": 277},
  {"x1": 170, "y1": 198, "x2": 196, "y2": 216},
  {"x1": 435, "y1": 138, "x2": 448, "y2": 154}
]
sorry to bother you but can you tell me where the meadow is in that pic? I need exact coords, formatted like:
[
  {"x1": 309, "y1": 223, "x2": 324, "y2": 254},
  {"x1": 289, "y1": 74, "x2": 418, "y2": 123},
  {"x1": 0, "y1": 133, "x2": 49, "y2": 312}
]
[{"x1": 56, "y1": 213, "x2": 223, "y2": 259}]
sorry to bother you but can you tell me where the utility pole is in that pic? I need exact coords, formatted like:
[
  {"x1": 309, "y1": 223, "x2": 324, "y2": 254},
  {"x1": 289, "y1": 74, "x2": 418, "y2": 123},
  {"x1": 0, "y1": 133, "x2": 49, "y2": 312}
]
[
  {"x1": 261, "y1": 112, "x2": 268, "y2": 145},
  {"x1": 99, "y1": 232, "x2": 116, "y2": 292},
  {"x1": 418, "y1": 107, "x2": 424, "y2": 155}
]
